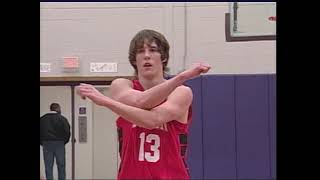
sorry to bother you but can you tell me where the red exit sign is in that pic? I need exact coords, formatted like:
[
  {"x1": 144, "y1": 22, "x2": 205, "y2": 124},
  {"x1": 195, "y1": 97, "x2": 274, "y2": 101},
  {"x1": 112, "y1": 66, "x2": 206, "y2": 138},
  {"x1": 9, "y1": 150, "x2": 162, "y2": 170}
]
[{"x1": 63, "y1": 57, "x2": 79, "y2": 69}]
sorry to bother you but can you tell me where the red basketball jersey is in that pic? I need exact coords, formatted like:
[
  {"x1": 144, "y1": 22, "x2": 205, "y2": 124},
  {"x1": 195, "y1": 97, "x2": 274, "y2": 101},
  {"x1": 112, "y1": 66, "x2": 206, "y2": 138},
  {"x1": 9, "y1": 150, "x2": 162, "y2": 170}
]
[{"x1": 116, "y1": 79, "x2": 192, "y2": 180}]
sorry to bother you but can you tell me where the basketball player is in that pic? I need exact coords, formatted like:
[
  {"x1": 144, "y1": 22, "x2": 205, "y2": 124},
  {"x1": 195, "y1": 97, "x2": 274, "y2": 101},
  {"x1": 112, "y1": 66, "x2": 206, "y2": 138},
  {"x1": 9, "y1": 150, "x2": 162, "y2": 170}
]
[{"x1": 77, "y1": 29, "x2": 211, "y2": 179}]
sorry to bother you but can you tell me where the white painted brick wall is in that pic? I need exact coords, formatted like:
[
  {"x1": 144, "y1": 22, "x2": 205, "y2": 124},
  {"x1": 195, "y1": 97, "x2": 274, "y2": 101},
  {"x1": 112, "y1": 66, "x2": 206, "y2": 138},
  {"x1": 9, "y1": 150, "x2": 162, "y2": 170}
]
[{"x1": 40, "y1": 2, "x2": 276, "y2": 77}]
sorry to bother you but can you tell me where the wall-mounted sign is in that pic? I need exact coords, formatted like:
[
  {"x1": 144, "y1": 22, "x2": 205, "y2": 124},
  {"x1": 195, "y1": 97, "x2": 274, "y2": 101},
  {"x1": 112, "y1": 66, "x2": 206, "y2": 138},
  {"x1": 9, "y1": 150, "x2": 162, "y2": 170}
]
[
  {"x1": 79, "y1": 106, "x2": 86, "y2": 115},
  {"x1": 40, "y1": 63, "x2": 51, "y2": 73},
  {"x1": 63, "y1": 56, "x2": 80, "y2": 72},
  {"x1": 78, "y1": 116, "x2": 87, "y2": 143},
  {"x1": 90, "y1": 62, "x2": 118, "y2": 73}
]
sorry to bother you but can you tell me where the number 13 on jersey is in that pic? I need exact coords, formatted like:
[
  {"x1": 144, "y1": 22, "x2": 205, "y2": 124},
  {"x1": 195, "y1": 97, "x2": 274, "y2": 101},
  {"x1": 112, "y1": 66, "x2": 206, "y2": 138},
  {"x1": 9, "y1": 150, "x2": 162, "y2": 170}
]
[{"x1": 138, "y1": 132, "x2": 160, "y2": 162}]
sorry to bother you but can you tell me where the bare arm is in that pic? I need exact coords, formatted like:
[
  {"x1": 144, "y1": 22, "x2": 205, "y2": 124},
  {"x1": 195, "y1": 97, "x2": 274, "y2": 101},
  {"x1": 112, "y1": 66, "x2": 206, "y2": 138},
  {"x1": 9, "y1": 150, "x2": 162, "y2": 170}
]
[
  {"x1": 77, "y1": 84, "x2": 193, "y2": 129},
  {"x1": 109, "y1": 75, "x2": 185, "y2": 110},
  {"x1": 110, "y1": 63, "x2": 210, "y2": 109}
]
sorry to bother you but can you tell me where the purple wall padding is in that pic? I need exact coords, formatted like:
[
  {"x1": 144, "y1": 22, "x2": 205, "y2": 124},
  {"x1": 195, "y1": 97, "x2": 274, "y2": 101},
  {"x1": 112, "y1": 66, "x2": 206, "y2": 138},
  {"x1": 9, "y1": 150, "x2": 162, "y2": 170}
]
[
  {"x1": 202, "y1": 75, "x2": 237, "y2": 179},
  {"x1": 183, "y1": 74, "x2": 276, "y2": 179},
  {"x1": 269, "y1": 75, "x2": 276, "y2": 178},
  {"x1": 235, "y1": 75, "x2": 271, "y2": 179},
  {"x1": 185, "y1": 77, "x2": 203, "y2": 179}
]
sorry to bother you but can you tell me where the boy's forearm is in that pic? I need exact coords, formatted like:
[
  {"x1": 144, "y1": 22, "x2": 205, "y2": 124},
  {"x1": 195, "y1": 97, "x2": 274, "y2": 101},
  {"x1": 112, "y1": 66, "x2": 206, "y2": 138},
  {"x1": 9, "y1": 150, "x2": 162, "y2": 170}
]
[
  {"x1": 101, "y1": 95, "x2": 162, "y2": 129},
  {"x1": 138, "y1": 74, "x2": 187, "y2": 109}
]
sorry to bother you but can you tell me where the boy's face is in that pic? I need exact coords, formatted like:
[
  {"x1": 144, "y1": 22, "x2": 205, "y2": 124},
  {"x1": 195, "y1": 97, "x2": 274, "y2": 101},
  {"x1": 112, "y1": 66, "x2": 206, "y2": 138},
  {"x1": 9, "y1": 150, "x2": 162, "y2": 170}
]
[{"x1": 135, "y1": 41, "x2": 164, "y2": 78}]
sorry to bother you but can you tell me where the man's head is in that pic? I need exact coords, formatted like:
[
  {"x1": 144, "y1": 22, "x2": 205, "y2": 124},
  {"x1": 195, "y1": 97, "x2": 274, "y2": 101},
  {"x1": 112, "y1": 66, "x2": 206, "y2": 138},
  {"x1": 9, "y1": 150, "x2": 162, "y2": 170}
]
[
  {"x1": 129, "y1": 29, "x2": 170, "y2": 77},
  {"x1": 50, "y1": 103, "x2": 61, "y2": 114}
]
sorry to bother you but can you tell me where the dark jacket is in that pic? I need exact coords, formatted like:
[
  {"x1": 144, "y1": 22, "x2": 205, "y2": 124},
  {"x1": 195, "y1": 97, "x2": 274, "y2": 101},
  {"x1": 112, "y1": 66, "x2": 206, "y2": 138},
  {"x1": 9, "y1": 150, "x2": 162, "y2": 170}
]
[{"x1": 40, "y1": 112, "x2": 71, "y2": 145}]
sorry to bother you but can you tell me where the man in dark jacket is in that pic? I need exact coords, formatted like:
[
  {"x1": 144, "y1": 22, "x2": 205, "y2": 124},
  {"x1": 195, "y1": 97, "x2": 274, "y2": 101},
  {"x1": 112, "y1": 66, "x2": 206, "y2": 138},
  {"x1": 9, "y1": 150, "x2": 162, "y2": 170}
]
[{"x1": 40, "y1": 103, "x2": 71, "y2": 180}]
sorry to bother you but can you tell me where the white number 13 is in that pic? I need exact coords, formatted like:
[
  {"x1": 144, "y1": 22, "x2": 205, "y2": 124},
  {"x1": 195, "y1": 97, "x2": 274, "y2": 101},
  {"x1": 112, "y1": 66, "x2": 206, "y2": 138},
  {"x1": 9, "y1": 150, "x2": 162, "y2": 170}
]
[{"x1": 138, "y1": 132, "x2": 160, "y2": 162}]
